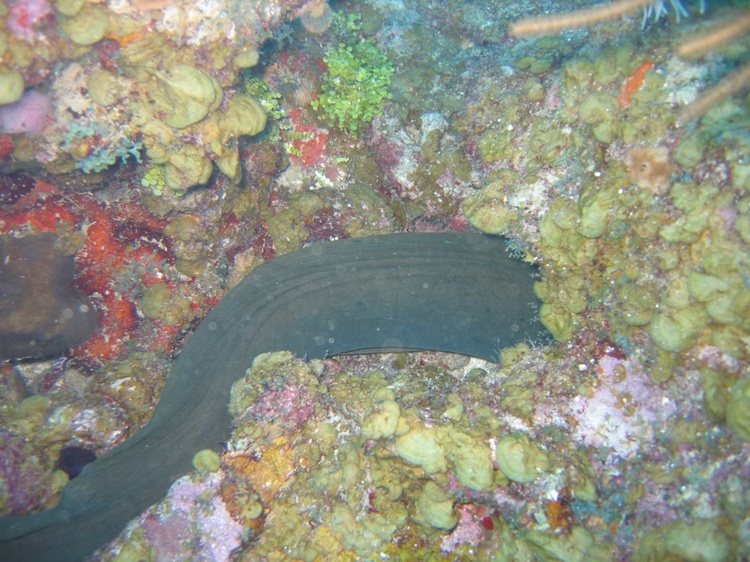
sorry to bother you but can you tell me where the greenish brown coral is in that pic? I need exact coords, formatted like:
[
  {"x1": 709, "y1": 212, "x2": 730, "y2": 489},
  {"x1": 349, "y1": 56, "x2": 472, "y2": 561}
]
[
  {"x1": 462, "y1": 182, "x2": 519, "y2": 235},
  {"x1": 154, "y1": 64, "x2": 224, "y2": 129},
  {"x1": 219, "y1": 352, "x2": 579, "y2": 559},
  {"x1": 462, "y1": 32, "x2": 750, "y2": 448},
  {"x1": 60, "y1": 4, "x2": 110, "y2": 46},
  {"x1": 0, "y1": 67, "x2": 24, "y2": 105}
]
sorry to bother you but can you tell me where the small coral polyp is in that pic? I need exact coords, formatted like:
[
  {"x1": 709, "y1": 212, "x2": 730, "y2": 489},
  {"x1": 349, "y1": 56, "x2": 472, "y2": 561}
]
[{"x1": 299, "y1": 0, "x2": 333, "y2": 34}]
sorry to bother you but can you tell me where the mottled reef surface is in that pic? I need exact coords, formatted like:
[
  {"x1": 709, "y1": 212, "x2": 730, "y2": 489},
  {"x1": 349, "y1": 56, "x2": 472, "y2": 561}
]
[{"x1": 0, "y1": 0, "x2": 749, "y2": 560}]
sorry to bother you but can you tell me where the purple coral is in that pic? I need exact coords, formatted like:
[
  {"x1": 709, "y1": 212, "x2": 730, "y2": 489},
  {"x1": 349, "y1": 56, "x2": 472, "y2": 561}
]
[
  {"x1": 0, "y1": 430, "x2": 45, "y2": 515},
  {"x1": 140, "y1": 475, "x2": 242, "y2": 561},
  {"x1": 570, "y1": 355, "x2": 676, "y2": 458},
  {"x1": 0, "y1": 91, "x2": 52, "y2": 134},
  {"x1": 6, "y1": 0, "x2": 52, "y2": 42}
]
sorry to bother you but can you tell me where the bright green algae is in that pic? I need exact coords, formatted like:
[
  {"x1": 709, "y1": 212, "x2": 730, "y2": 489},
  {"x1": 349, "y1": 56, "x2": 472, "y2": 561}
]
[{"x1": 311, "y1": 14, "x2": 394, "y2": 136}]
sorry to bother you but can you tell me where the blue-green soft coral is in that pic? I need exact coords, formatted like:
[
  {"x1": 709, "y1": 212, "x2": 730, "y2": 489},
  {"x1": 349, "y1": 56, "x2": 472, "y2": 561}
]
[{"x1": 63, "y1": 123, "x2": 142, "y2": 173}]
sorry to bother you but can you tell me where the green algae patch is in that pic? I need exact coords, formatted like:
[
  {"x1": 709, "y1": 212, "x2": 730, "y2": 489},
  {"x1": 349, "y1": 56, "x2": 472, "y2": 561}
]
[
  {"x1": 395, "y1": 424, "x2": 447, "y2": 474},
  {"x1": 417, "y1": 481, "x2": 457, "y2": 530},
  {"x1": 462, "y1": 182, "x2": 519, "y2": 235},
  {"x1": 311, "y1": 16, "x2": 394, "y2": 136},
  {"x1": 495, "y1": 434, "x2": 549, "y2": 483},
  {"x1": 192, "y1": 449, "x2": 221, "y2": 473}
]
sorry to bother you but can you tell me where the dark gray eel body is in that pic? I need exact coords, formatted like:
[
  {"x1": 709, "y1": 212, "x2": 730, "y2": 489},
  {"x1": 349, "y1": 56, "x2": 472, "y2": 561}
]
[{"x1": 0, "y1": 232, "x2": 548, "y2": 561}]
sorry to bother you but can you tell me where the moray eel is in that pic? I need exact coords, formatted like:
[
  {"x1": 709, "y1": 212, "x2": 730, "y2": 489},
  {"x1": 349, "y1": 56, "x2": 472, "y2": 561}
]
[
  {"x1": 0, "y1": 233, "x2": 97, "y2": 360},
  {"x1": 0, "y1": 232, "x2": 548, "y2": 561}
]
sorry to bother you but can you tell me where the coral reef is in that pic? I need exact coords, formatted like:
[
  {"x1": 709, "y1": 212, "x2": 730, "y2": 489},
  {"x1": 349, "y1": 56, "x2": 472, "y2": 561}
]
[
  {"x1": 96, "y1": 349, "x2": 745, "y2": 560},
  {"x1": 0, "y1": 0, "x2": 319, "y2": 191},
  {"x1": 1, "y1": 0, "x2": 749, "y2": 559},
  {"x1": 511, "y1": 0, "x2": 750, "y2": 124}
]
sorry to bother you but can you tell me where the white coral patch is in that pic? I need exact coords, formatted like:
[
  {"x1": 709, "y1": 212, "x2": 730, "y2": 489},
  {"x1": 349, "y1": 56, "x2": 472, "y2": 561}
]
[{"x1": 571, "y1": 355, "x2": 676, "y2": 458}]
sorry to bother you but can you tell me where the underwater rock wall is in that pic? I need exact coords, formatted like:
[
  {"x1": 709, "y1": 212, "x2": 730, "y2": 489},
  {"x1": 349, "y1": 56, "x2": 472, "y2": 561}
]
[
  {"x1": 0, "y1": 0, "x2": 317, "y2": 191},
  {"x1": 0, "y1": 0, "x2": 749, "y2": 560}
]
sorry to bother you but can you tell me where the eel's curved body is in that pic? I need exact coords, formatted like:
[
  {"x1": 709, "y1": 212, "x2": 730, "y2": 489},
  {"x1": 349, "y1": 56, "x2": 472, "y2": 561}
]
[{"x1": 0, "y1": 232, "x2": 548, "y2": 561}]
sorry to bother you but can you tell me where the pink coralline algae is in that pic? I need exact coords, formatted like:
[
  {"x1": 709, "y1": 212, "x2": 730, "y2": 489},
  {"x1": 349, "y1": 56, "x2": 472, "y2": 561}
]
[
  {"x1": 140, "y1": 474, "x2": 242, "y2": 561},
  {"x1": 0, "y1": 430, "x2": 45, "y2": 516},
  {"x1": 247, "y1": 384, "x2": 315, "y2": 431},
  {"x1": 440, "y1": 504, "x2": 489, "y2": 552},
  {"x1": 569, "y1": 355, "x2": 676, "y2": 458},
  {"x1": 6, "y1": 0, "x2": 52, "y2": 42},
  {"x1": 0, "y1": 91, "x2": 52, "y2": 134}
]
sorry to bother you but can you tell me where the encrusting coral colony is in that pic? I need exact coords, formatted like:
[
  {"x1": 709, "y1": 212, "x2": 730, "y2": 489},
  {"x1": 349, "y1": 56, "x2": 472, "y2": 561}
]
[{"x1": 1, "y1": 0, "x2": 749, "y2": 560}]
